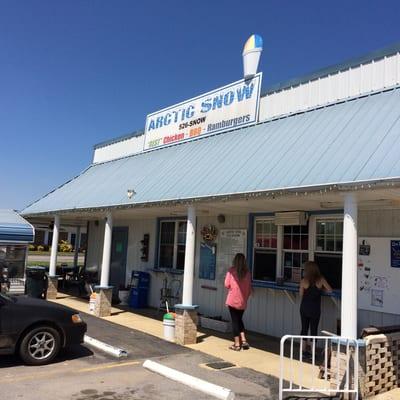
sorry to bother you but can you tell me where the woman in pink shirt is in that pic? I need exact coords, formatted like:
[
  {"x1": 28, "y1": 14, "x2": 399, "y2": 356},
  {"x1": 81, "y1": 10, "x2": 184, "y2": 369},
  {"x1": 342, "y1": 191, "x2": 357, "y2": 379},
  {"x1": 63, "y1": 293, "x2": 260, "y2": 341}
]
[{"x1": 224, "y1": 253, "x2": 252, "y2": 351}]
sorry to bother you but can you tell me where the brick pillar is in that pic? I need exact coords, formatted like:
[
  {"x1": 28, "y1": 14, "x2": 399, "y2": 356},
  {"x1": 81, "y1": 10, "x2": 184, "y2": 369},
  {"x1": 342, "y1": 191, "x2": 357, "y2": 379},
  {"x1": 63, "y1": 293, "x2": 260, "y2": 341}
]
[
  {"x1": 46, "y1": 276, "x2": 59, "y2": 300},
  {"x1": 329, "y1": 333, "x2": 400, "y2": 399},
  {"x1": 94, "y1": 287, "x2": 113, "y2": 317},
  {"x1": 361, "y1": 333, "x2": 400, "y2": 398},
  {"x1": 175, "y1": 308, "x2": 198, "y2": 345}
]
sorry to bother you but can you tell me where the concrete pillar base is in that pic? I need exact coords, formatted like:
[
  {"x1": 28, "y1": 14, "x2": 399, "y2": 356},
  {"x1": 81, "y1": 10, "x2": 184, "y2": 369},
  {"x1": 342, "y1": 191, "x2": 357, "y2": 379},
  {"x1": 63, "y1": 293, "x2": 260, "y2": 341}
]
[
  {"x1": 46, "y1": 276, "x2": 59, "y2": 300},
  {"x1": 175, "y1": 307, "x2": 198, "y2": 345},
  {"x1": 94, "y1": 287, "x2": 113, "y2": 317}
]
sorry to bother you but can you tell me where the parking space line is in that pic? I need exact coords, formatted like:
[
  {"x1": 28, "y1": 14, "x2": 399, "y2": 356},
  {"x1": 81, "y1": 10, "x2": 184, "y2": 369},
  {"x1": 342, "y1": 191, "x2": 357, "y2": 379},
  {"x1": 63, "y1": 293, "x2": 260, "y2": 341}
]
[
  {"x1": 0, "y1": 360, "x2": 140, "y2": 384},
  {"x1": 78, "y1": 360, "x2": 140, "y2": 372},
  {"x1": 0, "y1": 369, "x2": 62, "y2": 384}
]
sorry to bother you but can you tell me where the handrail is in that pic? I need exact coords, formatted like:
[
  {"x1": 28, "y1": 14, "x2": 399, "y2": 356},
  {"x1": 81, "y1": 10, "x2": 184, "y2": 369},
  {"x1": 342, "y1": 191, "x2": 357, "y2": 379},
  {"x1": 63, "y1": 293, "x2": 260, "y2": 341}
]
[{"x1": 279, "y1": 334, "x2": 359, "y2": 400}]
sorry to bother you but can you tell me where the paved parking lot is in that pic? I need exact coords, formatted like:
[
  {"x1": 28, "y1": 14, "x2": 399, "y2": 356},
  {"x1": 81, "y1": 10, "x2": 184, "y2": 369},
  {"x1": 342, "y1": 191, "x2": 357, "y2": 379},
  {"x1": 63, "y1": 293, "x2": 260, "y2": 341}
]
[{"x1": 0, "y1": 312, "x2": 276, "y2": 400}]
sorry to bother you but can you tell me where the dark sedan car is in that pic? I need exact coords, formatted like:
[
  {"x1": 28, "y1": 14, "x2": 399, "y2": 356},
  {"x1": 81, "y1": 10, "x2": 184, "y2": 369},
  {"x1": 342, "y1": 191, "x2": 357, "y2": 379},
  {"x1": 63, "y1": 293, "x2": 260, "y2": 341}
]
[{"x1": 0, "y1": 293, "x2": 87, "y2": 365}]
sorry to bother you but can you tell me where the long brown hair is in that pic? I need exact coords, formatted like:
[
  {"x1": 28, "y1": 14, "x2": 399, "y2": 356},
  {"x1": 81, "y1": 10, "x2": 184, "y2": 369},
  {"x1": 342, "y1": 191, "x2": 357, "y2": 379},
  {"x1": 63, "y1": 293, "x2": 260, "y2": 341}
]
[
  {"x1": 304, "y1": 261, "x2": 321, "y2": 286},
  {"x1": 233, "y1": 253, "x2": 249, "y2": 280}
]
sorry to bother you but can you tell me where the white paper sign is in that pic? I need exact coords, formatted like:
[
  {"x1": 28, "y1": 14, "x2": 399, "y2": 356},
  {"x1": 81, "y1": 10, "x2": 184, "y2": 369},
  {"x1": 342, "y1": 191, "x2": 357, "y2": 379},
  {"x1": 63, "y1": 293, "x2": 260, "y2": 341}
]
[
  {"x1": 358, "y1": 237, "x2": 400, "y2": 315},
  {"x1": 217, "y1": 229, "x2": 247, "y2": 279},
  {"x1": 143, "y1": 74, "x2": 262, "y2": 150}
]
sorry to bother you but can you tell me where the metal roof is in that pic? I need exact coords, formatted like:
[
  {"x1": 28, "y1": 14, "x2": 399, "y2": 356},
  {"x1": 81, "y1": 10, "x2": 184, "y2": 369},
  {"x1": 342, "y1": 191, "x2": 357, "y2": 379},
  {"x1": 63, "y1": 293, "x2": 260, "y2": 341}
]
[
  {"x1": 0, "y1": 210, "x2": 34, "y2": 243},
  {"x1": 22, "y1": 86, "x2": 400, "y2": 216}
]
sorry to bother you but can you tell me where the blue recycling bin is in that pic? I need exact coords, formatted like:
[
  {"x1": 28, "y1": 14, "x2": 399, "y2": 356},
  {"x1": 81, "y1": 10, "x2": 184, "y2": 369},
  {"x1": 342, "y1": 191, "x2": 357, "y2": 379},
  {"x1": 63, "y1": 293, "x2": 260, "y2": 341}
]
[
  {"x1": 129, "y1": 271, "x2": 150, "y2": 308},
  {"x1": 131, "y1": 270, "x2": 150, "y2": 289},
  {"x1": 129, "y1": 287, "x2": 148, "y2": 308}
]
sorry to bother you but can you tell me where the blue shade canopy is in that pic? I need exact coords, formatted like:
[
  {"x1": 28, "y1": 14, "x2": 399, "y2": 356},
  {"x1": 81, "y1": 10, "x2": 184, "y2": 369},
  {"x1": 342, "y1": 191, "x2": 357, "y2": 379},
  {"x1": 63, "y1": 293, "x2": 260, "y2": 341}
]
[
  {"x1": 0, "y1": 210, "x2": 34, "y2": 243},
  {"x1": 22, "y1": 86, "x2": 400, "y2": 216}
]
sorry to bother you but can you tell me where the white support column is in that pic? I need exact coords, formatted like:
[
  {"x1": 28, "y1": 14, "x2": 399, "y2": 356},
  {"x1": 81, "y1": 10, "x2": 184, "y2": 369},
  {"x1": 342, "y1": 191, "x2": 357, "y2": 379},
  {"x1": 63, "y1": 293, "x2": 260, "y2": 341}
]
[
  {"x1": 73, "y1": 226, "x2": 81, "y2": 268},
  {"x1": 49, "y1": 215, "x2": 60, "y2": 277},
  {"x1": 341, "y1": 193, "x2": 358, "y2": 339},
  {"x1": 100, "y1": 212, "x2": 113, "y2": 288},
  {"x1": 181, "y1": 206, "x2": 196, "y2": 306}
]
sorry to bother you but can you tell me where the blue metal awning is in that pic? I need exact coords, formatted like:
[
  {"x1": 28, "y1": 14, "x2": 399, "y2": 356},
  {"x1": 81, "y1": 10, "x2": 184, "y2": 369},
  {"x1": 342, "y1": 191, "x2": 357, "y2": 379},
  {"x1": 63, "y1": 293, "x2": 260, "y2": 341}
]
[
  {"x1": 0, "y1": 210, "x2": 34, "y2": 243},
  {"x1": 22, "y1": 86, "x2": 400, "y2": 216}
]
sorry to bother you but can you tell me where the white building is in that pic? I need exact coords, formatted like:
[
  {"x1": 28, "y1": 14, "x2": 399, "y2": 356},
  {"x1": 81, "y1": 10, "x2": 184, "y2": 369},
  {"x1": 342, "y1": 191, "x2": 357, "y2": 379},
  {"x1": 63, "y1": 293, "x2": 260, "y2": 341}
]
[
  {"x1": 32, "y1": 224, "x2": 87, "y2": 250},
  {"x1": 22, "y1": 43, "x2": 400, "y2": 340}
]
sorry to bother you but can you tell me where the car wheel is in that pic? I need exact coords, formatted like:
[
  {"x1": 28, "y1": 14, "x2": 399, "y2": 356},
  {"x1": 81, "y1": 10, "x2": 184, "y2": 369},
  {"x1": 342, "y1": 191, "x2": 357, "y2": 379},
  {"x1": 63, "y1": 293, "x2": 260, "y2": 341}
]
[{"x1": 19, "y1": 326, "x2": 61, "y2": 365}]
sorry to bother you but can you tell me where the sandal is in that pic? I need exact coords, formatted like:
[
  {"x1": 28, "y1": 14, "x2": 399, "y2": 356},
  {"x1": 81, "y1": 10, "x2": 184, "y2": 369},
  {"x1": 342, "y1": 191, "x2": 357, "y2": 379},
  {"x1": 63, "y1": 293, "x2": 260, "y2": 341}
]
[
  {"x1": 229, "y1": 344, "x2": 241, "y2": 351},
  {"x1": 241, "y1": 342, "x2": 250, "y2": 350}
]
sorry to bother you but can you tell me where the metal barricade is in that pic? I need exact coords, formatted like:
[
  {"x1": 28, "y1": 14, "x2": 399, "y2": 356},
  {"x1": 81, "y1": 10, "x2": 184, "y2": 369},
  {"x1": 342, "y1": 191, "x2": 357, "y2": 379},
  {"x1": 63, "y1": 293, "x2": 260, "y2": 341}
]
[{"x1": 279, "y1": 334, "x2": 359, "y2": 400}]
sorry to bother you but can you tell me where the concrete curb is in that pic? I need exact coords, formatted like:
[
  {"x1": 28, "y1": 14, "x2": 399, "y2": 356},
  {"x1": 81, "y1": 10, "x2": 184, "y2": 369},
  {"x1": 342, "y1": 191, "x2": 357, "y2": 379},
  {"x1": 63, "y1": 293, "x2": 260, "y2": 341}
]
[
  {"x1": 143, "y1": 359, "x2": 235, "y2": 400},
  {"x1": 84, "y1": 335, "x2": 128, "y2": 358}
]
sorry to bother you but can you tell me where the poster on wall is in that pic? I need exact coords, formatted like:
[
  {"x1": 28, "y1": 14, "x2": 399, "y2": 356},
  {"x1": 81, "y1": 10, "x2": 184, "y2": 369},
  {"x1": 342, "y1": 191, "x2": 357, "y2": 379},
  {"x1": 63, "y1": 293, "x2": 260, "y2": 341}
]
[
  {"x1": 358, "y1": 237, "x2": 400, "y2": 315},
  {"x1": 199, "y1": 243, "x2": 216, "y2": 280},
  {"x1": 216, "y1": 229, "x2": 247, "y2": 280},
  {"x1": 390, "y1": 240, "x2": 400, "y2": 268},
  {"x1": 143, "y1": 74, "x2": 262, "y2": 150}
]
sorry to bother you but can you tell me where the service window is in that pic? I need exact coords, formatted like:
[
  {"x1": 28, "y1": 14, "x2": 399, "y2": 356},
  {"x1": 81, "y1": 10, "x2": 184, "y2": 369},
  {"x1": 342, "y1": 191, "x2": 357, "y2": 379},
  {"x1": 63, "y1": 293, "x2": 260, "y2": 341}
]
[
  {"x1": 314, "y1": 219, "x2": 343, "y2": 289},
  {"x1": 283, "y1": 225, "x2": 309, "y2": 283},
  {"x1": 158, "y1": 220, "x2": 187, "y2": 270},
  {"x1": 253, "y1": 219, "x2": 277, "y2": 282}
]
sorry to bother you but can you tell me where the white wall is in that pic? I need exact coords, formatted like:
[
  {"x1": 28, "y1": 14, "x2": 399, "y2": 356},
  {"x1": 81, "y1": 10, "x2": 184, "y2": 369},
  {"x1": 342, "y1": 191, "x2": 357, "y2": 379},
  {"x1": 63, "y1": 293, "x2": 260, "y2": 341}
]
[
  {"x1": 192, "y1": 215, "x2": 339, "y2": 336},
  {"x1": 93, "y1": 134, "x2": 145, "y2": 164},
  {"x1": 193, "y1": 215, "x2": 247, "y2": 323},
  {"x1": 86, "y1": 217, "x2": 157, "y2": 288},
  {"x1": 357, "y1": 209, "x2": 400, "y2": 331},
  {"x1": 85, "y1": 208, "x2": 400, "y2": 337},
  {"x1": 259, "y1": 52, "x2": 400, "y2": 122},
  {"x1": 87, "y1": 213, "x2": 339, "y2": 337}
]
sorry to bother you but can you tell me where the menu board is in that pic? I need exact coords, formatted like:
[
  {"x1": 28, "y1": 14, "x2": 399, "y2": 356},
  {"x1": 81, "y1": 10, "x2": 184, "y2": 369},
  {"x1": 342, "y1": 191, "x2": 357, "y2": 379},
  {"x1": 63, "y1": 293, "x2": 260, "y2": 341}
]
[
  {"x1": 199, "y1": 243, "x2": 216, "y2": 280},
  {"x1": 217, "y1": 229, "x2": 247, "y2": 279},
  {"x1": 358, "y1": 237, "x2": 400, "y2": 315}
]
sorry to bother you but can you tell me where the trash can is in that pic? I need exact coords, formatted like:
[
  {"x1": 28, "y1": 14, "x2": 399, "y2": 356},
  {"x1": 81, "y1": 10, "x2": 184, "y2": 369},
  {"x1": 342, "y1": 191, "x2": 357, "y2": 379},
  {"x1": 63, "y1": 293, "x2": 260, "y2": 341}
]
[
  {"x1": 130, "y1": 271, "x2": 150, "y2": 289},
  {"x1": 129, "y1": 287, "x2": 148, "y2": 308},
  {"x1": 25, "y1": 266, "x2": 48, "y2": 299},
  {"x1": 129, "y1": 270, "x2": 150, "y2": 308},
  {"x1": 163, "y1": 312, "x2": 175, "y2": 342}
]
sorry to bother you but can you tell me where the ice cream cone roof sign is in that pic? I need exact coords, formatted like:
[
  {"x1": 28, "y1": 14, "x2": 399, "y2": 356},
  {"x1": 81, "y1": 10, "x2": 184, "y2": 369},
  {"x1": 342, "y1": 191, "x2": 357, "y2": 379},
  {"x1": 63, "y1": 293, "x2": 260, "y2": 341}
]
[
  {"x1": 243, "y1": 34, "x2": 263, "y2": 54},
  {"x1": 243, "y1": 34, "x2": 263, "y2": 79}
]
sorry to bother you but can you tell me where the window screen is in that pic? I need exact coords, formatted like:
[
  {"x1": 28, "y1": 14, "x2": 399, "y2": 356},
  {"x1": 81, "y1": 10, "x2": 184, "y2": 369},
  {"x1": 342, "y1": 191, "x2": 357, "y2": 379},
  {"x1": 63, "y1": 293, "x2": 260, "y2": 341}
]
[
  {"x1": 159, "y1": 221, "x2": 175, "y2": 268},
  {"x1": 158, "y1": 220, "x2": 186, "y2": 269}
]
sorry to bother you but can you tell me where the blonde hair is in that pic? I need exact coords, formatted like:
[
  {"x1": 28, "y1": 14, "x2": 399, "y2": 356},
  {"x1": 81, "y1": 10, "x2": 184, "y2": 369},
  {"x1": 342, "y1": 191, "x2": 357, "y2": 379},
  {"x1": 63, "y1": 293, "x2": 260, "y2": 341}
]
[
  {"x1": 304, "y1": 261, "x2": 321, "y2": 286},
  {"x1": 233, "y1": 253, "x2": 248, "y2": 280}
]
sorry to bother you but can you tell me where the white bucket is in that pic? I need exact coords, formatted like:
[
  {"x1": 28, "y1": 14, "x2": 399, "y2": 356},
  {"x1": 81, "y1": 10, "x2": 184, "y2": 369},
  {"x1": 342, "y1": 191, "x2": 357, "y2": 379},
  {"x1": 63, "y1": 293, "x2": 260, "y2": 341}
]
[
  {"x1": 118, "y1": 290, "x2": 130, "y2": 305},
  {"x1": 163, "y1": 314, "x2": 175, "y2": 342}
]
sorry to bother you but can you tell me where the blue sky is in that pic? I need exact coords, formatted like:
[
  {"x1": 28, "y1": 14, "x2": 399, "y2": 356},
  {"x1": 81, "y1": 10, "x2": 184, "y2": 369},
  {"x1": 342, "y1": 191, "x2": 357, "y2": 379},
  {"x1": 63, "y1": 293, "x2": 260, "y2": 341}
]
[{"x1": 1, "y1": 1, "x2": 400, "y2": 210}]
